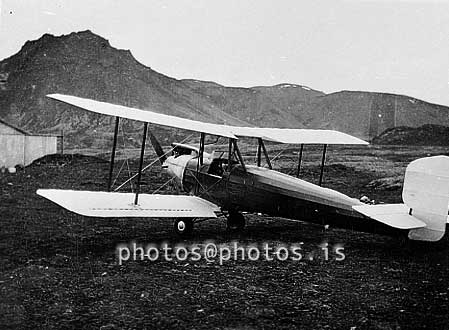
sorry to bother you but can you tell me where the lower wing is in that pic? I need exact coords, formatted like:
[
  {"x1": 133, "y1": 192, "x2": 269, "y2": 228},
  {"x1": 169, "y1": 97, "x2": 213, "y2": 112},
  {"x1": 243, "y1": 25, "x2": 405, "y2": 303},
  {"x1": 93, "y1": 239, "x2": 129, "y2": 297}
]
[{"x1": 37, "y1": 189, "x2": 220, "y2": 218}]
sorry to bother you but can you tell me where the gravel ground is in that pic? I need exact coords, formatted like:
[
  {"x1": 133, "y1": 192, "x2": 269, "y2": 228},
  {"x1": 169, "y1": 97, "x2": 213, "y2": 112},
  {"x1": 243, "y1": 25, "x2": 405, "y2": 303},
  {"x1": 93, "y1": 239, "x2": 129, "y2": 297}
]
[{"x1": 1, "y1": 148, "x2": 448, "y2": 329}]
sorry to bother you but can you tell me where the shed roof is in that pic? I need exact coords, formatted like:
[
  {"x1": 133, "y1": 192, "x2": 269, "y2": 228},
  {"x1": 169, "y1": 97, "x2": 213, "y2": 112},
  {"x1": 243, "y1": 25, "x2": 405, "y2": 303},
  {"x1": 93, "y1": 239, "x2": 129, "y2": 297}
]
[{"x1": 0, "y1": 118, "x2": 30, "y2": 135}]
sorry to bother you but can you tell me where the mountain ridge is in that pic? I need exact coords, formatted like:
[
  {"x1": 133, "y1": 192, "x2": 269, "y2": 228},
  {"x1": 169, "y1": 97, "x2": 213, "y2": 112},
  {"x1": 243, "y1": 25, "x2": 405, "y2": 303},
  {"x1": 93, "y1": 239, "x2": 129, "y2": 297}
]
[{"x1": 0, "y1": 30, "x2": 448, "y2": 147}]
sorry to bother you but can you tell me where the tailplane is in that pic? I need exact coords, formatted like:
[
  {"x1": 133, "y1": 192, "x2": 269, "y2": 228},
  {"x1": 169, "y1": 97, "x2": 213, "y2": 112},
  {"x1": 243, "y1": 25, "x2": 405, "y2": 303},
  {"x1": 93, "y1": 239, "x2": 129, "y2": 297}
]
[{"x1": 353, "y1": 155, "x2": 449, "y2": 242}]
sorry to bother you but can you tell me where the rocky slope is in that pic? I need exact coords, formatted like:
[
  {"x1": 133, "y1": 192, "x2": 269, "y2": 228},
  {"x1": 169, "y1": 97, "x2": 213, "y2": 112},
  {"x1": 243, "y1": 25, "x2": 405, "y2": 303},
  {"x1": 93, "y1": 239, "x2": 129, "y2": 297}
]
[{"x1": 372, "y1": 124, "x2": 449, "y2": 146}]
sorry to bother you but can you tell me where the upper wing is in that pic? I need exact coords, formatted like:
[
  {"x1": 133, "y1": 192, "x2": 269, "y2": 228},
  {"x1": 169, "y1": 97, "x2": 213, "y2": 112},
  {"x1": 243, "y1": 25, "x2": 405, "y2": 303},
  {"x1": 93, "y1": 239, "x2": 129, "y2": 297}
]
[
  {"x1": 228, "y1": 126, "x2": 368, "y2": 145},
  {"x1": 37, "y1": 189, "x2": 220, "y2": 218},
  {"x1": 47, "y1": 94, "x2": 237, "y2": 139},
  {"x1": 353, "y1": 204, "x2": 426, "y2": 229},
  {"x1": 48, "y1": 94, "x2": 368, "y2": 145}
]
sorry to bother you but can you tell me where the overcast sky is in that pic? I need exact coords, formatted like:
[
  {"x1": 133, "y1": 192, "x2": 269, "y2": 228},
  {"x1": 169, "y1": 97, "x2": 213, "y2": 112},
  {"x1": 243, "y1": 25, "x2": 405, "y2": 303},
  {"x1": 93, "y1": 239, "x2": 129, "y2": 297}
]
[{"x1": 1, "y1": 0, "x2": 448, "y2": 106}]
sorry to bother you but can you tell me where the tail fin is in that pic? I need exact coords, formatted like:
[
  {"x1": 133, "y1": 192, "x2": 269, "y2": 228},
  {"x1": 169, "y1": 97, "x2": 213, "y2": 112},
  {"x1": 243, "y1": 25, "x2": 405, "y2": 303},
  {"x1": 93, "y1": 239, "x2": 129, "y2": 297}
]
[{"x1": 404, "y1": 156, "x2": 449, "y2": 242}]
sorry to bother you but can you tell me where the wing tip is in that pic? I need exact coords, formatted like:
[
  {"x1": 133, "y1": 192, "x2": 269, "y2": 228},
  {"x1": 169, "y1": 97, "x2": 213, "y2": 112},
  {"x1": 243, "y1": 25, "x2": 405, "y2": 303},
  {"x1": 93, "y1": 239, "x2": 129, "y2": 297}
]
[{"x1": 46, "y1": 93, "x2": 65, "y2": 101}]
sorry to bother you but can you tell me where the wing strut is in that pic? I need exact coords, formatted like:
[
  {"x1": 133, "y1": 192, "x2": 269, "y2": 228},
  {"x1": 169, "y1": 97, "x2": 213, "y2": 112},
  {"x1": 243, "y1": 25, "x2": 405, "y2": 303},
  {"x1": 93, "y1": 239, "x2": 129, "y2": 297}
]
[
  {"x1": 227, "y1": 138, "x2": 246, "y2": 172},
  {"x1": 134, "y1": 122, "x2": 148, "y2": 205},
  {"x1": 233, "y1": 139, "x2": 246, "y2": 172},
  {"x1": 296, "y1": 144, "x2": 304, "y2": 178},
  {"x1": 258, "y1": 138, "x2": 272, "y2": 170},
  {"x1": 228, "y1": 139, "x2": 233, "y2": 169},
  {"x1": 199, "y1": 133, "x2": 205, "y2": 166},
  {"x1": 318, "y1": 144, "x2": 327, "y2": 186},
  {"x1": 107, "y1": 116, "x2": 120, "y2": 191},
  {"x1": 195, "y1": 132, "x2": 206, "y2": 194}
]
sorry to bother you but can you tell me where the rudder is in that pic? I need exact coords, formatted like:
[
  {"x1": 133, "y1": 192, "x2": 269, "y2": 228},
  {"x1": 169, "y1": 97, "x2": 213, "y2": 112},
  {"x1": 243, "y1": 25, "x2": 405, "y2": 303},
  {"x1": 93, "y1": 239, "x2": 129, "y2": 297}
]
[{"x1": 403, "y1": 156, "x2": 449, "y2": 241}]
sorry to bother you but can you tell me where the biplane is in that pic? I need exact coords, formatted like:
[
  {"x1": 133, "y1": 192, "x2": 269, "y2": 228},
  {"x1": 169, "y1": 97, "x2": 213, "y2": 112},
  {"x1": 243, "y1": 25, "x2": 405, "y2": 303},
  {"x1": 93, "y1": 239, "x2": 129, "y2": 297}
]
[{"x1": 37, "y1": 94, "x2": 449, "y2": 242}]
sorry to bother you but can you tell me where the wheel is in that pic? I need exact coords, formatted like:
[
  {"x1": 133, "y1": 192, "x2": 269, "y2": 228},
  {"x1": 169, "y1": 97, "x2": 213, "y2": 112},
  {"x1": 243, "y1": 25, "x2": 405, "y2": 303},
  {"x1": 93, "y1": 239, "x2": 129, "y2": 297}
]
[
  {"x1": 173, "y1": 218, "x2": 194, "y2": 237},
  {"x1": 226, "y1": 211, "x2": 245, "y2": 232}
]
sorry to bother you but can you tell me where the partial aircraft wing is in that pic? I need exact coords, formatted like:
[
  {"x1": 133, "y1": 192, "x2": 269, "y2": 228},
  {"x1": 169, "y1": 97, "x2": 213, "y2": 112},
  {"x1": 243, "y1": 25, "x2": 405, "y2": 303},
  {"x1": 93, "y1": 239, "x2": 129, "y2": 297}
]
[
  {"x1": 37, "y1": 189, "x2": 220, "y2": 218},
  {"x1": 47, "y1": 94, "x2": 237, "y2": 139},
  {"x1": 227, "y1": 126, "x2": 367, "y2": 145},
  {"x1": 353, "y1": 204, "x2": 426, "y2": 229},
  {"x1": 47, "y1": 94, "x2": 368, "y2": 145}
]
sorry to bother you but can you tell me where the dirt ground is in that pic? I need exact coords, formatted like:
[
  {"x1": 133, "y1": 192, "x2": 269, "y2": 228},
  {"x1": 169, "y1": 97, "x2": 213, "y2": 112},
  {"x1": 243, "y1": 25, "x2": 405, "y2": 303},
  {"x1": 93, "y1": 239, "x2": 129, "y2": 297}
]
[{"x1": 1, "y1": 146, "x2": 448, "y2": 329}]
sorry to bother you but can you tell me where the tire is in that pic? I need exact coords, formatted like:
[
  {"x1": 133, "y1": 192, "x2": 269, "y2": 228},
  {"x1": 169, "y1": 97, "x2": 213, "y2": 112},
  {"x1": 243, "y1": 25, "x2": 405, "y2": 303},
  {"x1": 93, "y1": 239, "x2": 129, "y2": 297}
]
[
  {"x1": 227, "y1": 211, "x2": 245, "y2": 232},
  {"x1": 173, "y1": 218, "x2": 194, "y2": 237}
]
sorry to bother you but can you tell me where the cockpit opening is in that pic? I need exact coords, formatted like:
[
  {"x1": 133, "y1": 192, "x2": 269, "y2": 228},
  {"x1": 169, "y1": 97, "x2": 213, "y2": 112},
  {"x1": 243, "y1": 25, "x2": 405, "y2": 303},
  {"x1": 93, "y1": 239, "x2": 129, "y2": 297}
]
[{"x1": 171, "y1": 143, "x2": 199, "y2": 158}]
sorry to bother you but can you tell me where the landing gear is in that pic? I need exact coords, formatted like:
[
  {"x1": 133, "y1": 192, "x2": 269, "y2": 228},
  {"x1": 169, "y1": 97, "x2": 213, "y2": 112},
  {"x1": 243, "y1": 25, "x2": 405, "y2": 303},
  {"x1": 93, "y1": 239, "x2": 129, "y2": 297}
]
[
  {"x1": 173, "y1": 218, "x2": 194, "y2": 237},
  {"x1": 226, "y1": 211, "x2": 245, "y2": 232}
]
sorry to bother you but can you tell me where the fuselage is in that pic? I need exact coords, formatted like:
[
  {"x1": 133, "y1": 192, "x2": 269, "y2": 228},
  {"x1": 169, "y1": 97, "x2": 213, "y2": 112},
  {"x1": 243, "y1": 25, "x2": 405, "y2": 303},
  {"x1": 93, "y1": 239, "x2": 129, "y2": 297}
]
[{"x1": 164, "y1": 154, "x2": 405, "y2": 237}]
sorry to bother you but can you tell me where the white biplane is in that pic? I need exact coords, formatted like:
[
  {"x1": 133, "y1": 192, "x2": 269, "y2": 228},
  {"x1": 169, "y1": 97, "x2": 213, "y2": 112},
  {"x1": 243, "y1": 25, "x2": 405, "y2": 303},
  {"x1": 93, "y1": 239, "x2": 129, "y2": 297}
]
[{"x1": 37, "y1": 94, "x2": 449, "y2": 241}]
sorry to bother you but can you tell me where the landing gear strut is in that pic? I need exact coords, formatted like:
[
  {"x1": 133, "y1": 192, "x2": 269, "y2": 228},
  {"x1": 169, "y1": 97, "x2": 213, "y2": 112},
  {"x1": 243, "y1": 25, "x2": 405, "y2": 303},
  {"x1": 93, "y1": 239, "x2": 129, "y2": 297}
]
[
  {"x1": 226, "y1": 211, "x2": 245, "y2": 232},
  {"x1": 173, "y1": 218, "x2": 194, "y2": 237}
]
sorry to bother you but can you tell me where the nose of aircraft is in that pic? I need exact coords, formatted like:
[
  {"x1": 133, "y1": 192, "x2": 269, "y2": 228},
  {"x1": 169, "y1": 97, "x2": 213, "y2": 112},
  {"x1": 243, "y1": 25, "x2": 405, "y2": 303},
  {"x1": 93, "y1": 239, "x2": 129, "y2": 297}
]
[{"x1": 162, "y1": 155, "x2": 180, "y2": 178}]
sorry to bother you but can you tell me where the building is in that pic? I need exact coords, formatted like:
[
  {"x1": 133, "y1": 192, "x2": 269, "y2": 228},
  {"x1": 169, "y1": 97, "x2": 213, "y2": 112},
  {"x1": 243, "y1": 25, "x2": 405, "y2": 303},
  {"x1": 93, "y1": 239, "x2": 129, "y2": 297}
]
[{"x1": 0, "y1": 118, "x2": 60, "y2": 169}]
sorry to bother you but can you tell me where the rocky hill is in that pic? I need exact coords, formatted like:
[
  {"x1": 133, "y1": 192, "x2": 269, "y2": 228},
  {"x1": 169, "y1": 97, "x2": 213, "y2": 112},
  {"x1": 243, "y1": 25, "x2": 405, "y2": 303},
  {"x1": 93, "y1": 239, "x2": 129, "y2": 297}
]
[
  {"x1": 312, "y1": 91, "x2": 449, "y2": 142},
  {"x1": 372, "y1": 124, "x2": 449, "y2": 145},
  {"x1": 0, "y1": 30, "x2": 448, "y2": 148}
]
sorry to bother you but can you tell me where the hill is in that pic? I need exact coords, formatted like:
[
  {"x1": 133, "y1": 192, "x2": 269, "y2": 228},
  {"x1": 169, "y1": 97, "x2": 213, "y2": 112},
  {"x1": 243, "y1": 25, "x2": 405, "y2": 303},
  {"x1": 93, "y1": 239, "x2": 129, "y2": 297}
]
[
  {"x1": 372, "y1": 124, "x2": 449, "y2": 145},
  {"x1": 0, "y1": 30, "x2": 448, "y2": 148},
  {"x1": 310, "y1": 91, "x2": 449, "y2": 140}
]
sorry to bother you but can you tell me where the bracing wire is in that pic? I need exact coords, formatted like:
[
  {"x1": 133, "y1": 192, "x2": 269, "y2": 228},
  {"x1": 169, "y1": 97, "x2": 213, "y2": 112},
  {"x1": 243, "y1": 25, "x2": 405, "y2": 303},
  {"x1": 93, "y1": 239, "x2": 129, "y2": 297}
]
[
  {"x1": 113, "y1": 133, "x2": 195, "y2": 192},
  {"x1": 151, "y1": 176, "x2": 177, "y2": 194},
  {"x1": 269, "y1": 144, "x2": 291, "y2": 167}
]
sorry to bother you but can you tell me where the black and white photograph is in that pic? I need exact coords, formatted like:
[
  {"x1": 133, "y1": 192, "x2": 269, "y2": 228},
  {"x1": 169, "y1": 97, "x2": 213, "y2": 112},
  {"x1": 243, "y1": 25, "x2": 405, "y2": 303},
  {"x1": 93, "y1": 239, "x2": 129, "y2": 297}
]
[{"x1": 1, "y1": 1, "x2": 449, "y2": 329}]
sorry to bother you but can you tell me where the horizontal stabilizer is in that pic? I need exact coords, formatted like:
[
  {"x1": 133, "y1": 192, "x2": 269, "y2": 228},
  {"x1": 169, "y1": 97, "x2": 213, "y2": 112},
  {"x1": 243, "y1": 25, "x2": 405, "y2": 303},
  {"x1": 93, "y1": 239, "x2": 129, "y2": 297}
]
[
  {"x1": 352, "y1": 204, "x2": 426, "y2": 229},
  {"x1": 37, "y1": 189, "x2": 220, "y2": 218}
]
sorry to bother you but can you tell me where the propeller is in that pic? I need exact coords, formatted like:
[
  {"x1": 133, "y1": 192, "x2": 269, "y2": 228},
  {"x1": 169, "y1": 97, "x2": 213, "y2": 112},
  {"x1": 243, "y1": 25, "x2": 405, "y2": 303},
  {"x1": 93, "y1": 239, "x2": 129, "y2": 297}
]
[{"x1": 148, "y1": 130, "x2": 167, "y2": 165}]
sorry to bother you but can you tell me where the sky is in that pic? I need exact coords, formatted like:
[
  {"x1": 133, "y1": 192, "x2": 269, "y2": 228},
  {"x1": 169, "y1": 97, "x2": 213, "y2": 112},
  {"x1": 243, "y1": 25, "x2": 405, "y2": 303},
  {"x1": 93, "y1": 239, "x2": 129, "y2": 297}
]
[{"x1": 0, "y1": 0, "x2": 449, "y2": 106}]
